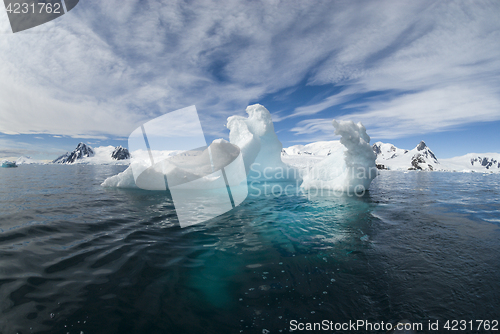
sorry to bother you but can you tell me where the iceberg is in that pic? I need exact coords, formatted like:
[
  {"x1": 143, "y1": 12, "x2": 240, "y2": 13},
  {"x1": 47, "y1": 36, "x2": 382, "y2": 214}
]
[
  {"x1": 300, "y1": 120, "x2": 377, "y2": 193},
  {"x1": 102, "y1": 104, "x2": 377, "y2": 195},
  {"x1": 103, "y1": 105, "x2": 249, "y2": 227},
  {"x1": 1, "y1": 160, "x2": 18, "y2": 168},
  {"x1": 102, "y1": 104, "x2": 294, "y2": 188},
  {"x1": 101, "y1": 139, "x2": 246, "y2": 190},
  {"x1": 227, "y1": 104, "x2": 296, "y2": 181}
]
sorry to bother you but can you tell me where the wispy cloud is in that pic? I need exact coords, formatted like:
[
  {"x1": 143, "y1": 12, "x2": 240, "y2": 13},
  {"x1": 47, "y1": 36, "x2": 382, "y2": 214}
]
[
  {"x1": 0, "y1": 137, "x2": 65, "y2": 158},
  {"x1": 289, "y1": 1, "x2": 500, "y2": 140},
  {"x1": 1, "y1": 0, "x2": 499, "y2": 145}
]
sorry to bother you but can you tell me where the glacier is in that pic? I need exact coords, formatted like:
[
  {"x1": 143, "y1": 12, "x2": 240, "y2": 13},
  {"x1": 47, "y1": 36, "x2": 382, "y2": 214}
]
[{"x1": 15, "y1": 156, "x2": 46, "y2": 165}]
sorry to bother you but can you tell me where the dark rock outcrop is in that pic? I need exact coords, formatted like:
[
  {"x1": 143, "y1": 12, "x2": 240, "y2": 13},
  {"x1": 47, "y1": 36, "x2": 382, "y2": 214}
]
[
  {"x1": 471, "y1": 156, "x2": 499, "y2": 169},
  {"x1": 53, "y1": 143, "x2": 94, "y2": 164},
  {"x1": 111, "y1": 146, "x2": 131, "y2": 160}
]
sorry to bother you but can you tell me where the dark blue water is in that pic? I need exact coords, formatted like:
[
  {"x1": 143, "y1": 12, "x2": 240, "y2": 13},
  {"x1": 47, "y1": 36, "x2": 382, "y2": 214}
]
[{"x1": 0, "y1": 166, "x2": 499, "y2": 333}]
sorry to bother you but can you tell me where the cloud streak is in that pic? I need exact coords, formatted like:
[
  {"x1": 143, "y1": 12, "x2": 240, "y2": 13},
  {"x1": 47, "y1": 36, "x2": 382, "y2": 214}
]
[
  {"x1": 289, "y1": 1, "x2": 500, "y2": 140},
  {"x1": 0, "y1": 0, "x2": 499, "y2": 145}
]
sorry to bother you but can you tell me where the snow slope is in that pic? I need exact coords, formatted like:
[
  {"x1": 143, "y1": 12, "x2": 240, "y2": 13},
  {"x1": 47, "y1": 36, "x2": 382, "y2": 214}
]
[
  {"x1": 440, "y1": 153, "x2": 500, "y2": 173},
  {"x1": 16, "y1": 156, "x2": 47, "y2": 165},
  {"x1": 282, "y1": 141, "x2": 344, "y2": 157},
  {"x1": 82, "y1": 146, "x2": 130, "y2": 165}
]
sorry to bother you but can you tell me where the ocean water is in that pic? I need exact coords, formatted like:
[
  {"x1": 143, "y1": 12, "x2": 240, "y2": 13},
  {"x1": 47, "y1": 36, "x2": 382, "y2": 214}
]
[{"x1": 0, "y1": 165, "x2": 499, "y2": 334}]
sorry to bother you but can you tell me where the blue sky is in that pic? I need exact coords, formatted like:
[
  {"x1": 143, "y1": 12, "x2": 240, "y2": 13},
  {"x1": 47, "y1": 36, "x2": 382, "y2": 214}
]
[{"x1": 1, "y1": 0, "x2": 499, "y2": 160}]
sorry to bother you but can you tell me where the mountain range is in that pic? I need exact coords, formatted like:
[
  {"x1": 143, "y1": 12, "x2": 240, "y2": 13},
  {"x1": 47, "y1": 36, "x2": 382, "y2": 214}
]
[
  {"x1": 14, "y1": 143, "x2": 131, "y2": 165},
  {"x1": 12, "y1": 141, "x2": 500, "y2": 173},
  {"x1": 52, "y1": 143, "x2": 130, "y2": 164},
  {"x1": 283, "y1": 140, "x2": 500, "y2": 173}
]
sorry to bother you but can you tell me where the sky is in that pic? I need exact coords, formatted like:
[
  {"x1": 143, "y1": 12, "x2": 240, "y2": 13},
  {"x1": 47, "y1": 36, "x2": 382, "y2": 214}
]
[{"x1": 1, "y1": 0, "x2": 500, "y2": 160}]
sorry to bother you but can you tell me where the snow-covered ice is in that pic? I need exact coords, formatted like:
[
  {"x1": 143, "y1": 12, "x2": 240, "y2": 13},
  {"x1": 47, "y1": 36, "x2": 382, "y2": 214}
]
[
  {"x1": 102, "y1": 104, "x2": 379, "y2": 194},
  {"x1": 102, "y1": 139, "x2": 247, "y2": 190},
  {"x1": 1, "y1": 160, "x2": 18, "y2": 168},
  {"x1": 227, "y1": 104, "x2": 295, "y2": 181},
  {"x1": 300, "y1": 120, "x2": 377, "y2": 193}
]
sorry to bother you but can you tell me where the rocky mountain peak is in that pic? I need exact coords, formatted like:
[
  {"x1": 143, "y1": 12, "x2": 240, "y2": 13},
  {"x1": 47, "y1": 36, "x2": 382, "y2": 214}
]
[
  {"x1": 53, "y1": 142, "x2": 94, "y2": 164},
  {"x1": 112, "y1": 146, "x2": 131, "y2": 160},
  {"x1": 416, "y1": 141, "x2": 427, "y2": 151}
]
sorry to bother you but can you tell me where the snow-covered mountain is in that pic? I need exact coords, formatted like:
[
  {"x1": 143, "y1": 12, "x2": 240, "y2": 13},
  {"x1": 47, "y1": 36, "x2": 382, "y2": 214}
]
[
  {"x1": 282, "y1": 139, "x2": 499, "y2": 173},
  {"x1": 282, "y1": 140, "x2": 440, "y2": 171},
  {"x1": 372, "y1": 142, "x2": 408, "y2": 160},
  {"x1": 372, "y1": 140, "x2": 440, "y2": 171},
  {"x1": 440, "y1": 153, "x2": 500, "y2": 173},
  {"x1": 372, "y1": 141, "x2": 500, "y2": 172},
  {"x1": 111, "y1": 146, "x2": 131, "y2": 160},
  {"x1": 9, "y1": 138, "x2": 498, "y2": 172},
  {"x1": 282, "y1": 141, "x2": 344, "y2": 156},
  {"x1": 53, "y1": 143, "x2": 130, "y2": 165},
  {"x1": 53, "y1": 143, "x2": 95, "y2": 164}
]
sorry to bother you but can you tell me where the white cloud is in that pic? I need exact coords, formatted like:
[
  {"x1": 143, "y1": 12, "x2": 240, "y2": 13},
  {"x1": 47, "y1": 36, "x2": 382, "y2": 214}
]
[
  {"x1": 0, "y1": 0, "x2": 499, "y2": 144},
  {"x1": 0, "y1": 137, "x2": 65, "y2": 158},
  {"x1": 290, "y1": 1, "x2": 500, "y2": 140}
]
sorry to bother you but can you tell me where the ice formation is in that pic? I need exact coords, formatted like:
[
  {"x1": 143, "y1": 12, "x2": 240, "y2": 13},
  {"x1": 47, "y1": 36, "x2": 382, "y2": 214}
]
[
  {"x1": 1, "y1": 160, "x2": 18, "y2": 168},
  {"x1": 102, "y1": 104, "x2": 378, "y2": 194},
  {"x1": 227, "y1": 104, "x2": 295, "y2": 181},
  {"x1": 300, "y1": 120, "x2": 377, "y2": 193},
  {"x1": 101, "y1": 139, "x2": 247, "y2": 189},
  {"x1": 102, "y1": 103, "x2": 293, "y2": 189}
]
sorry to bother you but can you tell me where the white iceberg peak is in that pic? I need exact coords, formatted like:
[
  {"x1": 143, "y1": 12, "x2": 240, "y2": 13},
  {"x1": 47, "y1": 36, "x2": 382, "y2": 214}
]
[{"x1": 300, "y1": 119, "x2": 377, "y2": 193}]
